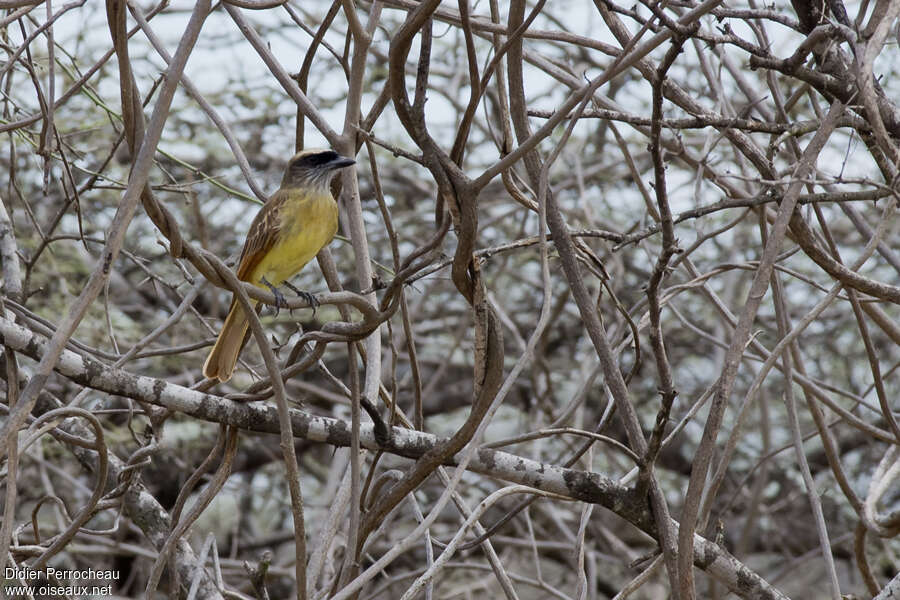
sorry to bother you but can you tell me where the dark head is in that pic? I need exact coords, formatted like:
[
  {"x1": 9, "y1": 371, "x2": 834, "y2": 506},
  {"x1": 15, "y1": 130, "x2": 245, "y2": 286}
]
[{"x1": 281, "y1": 149, "x2": 355, "y2": 191}]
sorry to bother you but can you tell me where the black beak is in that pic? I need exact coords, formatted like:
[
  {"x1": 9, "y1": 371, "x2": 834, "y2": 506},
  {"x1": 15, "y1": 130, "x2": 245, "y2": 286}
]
[{"x1": 328, "y1": 155, "x2": 355, "y2": 170}]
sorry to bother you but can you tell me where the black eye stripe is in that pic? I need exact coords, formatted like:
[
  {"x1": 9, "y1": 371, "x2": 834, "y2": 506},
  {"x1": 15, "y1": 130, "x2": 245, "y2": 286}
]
[{"x1": 295, "y1": 151, "x2": 338, "y2": 169}]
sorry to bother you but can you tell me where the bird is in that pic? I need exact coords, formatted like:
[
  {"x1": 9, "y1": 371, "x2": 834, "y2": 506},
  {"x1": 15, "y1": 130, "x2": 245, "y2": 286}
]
[{"x1": 203, "y1": 148, "x2": 355, "y2": 382}]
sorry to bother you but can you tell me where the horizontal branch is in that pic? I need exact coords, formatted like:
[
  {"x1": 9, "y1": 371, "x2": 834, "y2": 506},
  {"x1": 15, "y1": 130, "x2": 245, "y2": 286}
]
[
  {"x1": 0, "y1": 316, "x2": 631, "y2": 506},
  {"x1": 0, "y1": 315, "x2": 789, "y2": 599}
]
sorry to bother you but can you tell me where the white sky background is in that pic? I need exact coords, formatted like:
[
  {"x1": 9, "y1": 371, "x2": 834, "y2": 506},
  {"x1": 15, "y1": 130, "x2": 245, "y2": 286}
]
[
  {"x1": 6, "y1": 0, "x2": 895, "y2": 274},
  {"x1": 28, "y1": 0, "x2": 893, "y2": 199}
]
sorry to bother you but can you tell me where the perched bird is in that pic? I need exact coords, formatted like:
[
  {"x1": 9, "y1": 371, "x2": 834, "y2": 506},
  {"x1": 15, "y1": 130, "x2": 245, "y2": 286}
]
[{"x1": 203, "y1": 148, "x2": 355, "y2": 382}]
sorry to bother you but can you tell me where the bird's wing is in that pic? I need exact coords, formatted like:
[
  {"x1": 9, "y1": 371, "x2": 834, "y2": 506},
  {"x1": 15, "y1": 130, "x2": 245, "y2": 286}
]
[{"x1": 235, "y1": 191, "x2": 287, "y2": 283}]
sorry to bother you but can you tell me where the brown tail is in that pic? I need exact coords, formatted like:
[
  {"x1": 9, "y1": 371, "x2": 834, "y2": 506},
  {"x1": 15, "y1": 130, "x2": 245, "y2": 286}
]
[{"x1": 203, "y1": 300, "x2": 256, "y2": 382}]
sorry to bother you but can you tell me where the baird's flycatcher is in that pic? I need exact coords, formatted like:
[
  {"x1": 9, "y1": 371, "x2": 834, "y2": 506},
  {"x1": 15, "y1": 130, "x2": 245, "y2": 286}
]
[{"x1": 203, "y1": 148, "x2": 354, "y2": 382}]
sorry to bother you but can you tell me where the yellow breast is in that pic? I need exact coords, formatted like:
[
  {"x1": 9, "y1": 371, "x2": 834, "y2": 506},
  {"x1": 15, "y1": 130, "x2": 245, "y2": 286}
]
[{"x1": 250, "y1": 191, "x2": 338, "y2": 287}]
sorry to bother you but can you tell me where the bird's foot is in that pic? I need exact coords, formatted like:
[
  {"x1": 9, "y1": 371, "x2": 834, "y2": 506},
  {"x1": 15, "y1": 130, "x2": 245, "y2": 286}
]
[{"x1": 283, "y1": 280, "x2": 319, "y2": 317}]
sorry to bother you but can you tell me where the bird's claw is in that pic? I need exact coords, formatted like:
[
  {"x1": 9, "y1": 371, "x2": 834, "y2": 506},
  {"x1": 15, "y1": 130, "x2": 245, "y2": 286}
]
[
  {"x1": 300, "y1": 291, "x2": 319, "y2": 316},
  {"x1": 283, "y1": 280, "x2": 319, "y2": 317}
]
